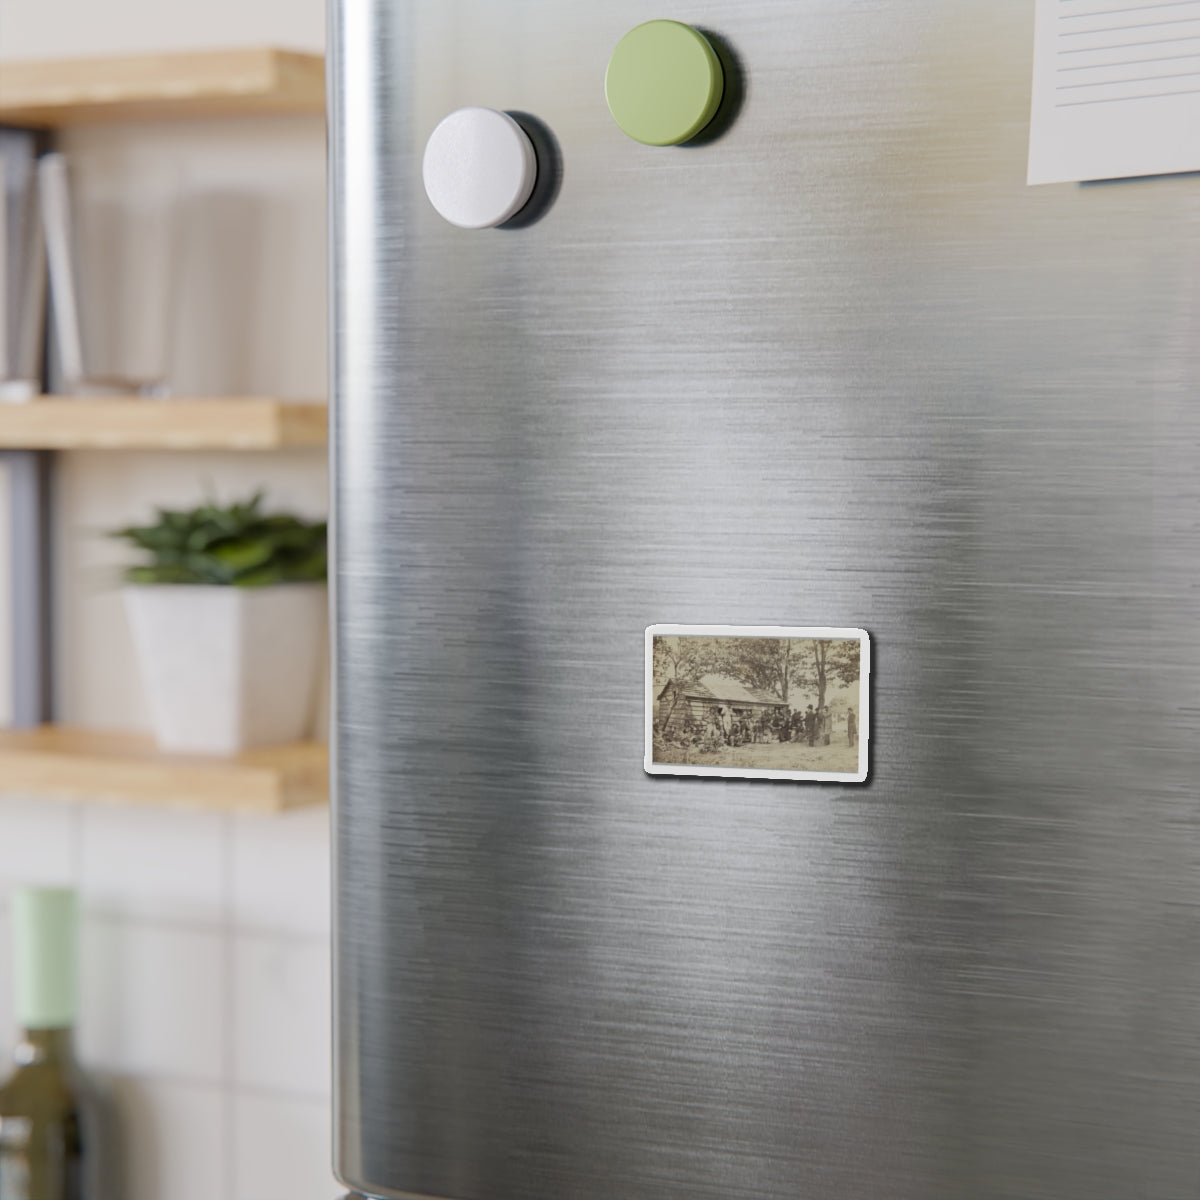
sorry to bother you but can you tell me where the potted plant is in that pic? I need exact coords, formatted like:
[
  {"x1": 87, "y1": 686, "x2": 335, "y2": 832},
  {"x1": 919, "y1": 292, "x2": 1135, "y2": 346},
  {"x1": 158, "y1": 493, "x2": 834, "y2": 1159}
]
[{"x1": 112, "y1": 494, "x2": 327, "y2": 756}]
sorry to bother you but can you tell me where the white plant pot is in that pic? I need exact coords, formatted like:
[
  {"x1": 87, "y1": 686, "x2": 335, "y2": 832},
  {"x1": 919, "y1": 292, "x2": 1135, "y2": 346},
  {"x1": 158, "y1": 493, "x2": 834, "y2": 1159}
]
[{"x1": 124, "y1": 583, "x2": 326, "y2": 756}]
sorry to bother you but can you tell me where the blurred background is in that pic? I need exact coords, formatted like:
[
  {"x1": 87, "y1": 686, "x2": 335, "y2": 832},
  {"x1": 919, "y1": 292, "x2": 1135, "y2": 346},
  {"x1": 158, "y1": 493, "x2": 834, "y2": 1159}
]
[{"x1": 0, "y1": 0, "x2": 334, "y2": 1197}]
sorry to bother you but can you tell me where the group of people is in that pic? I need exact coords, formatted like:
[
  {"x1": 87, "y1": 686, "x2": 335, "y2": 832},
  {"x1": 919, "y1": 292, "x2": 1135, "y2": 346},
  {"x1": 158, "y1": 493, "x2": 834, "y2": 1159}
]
[
  {"x1": 665, "y1": 702, "x2": 858, "y2": 750},
  {"x1": 720, "y1": 703, "x2": 834, "y2": 747}
]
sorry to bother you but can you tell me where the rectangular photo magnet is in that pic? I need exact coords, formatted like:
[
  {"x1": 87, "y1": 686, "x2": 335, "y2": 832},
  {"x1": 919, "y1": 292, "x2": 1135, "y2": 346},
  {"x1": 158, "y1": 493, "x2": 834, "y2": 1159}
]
[{"x1": 646, "y1": 625, "x2": 870, "y2": 783}]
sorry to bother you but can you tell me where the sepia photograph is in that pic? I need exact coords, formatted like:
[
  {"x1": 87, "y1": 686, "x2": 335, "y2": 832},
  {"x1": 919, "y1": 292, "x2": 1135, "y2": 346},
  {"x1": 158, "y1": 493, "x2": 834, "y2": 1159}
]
[{"x1": 645, "y1": 626, "x2": 870, "y2": 783}]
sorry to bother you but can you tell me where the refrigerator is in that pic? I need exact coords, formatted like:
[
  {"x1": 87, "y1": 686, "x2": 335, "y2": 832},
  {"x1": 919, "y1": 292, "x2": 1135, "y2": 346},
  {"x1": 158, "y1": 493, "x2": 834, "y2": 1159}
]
[{"x1": 328, "y1": 2, "x2": 1200, "y2": 1198}]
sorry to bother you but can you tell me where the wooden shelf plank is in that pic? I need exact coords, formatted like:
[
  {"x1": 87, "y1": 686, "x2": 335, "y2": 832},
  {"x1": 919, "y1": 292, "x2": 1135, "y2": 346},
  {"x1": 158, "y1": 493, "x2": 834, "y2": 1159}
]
[
  {"x1": 0, "y1": 48, "x2": 325, "y2": 127},
  {"x1": 0, "y1": 726, "x2": 328, "y2": 813},
  {"x1": 0, "y1": 397, "x2": 327, "y2": 450}
]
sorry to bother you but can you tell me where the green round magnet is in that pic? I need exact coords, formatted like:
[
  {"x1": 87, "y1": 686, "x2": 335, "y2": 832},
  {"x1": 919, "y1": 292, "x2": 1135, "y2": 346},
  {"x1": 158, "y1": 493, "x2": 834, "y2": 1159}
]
[{"x1": 605, "y1": 20, "x2": 725, "y2": 147}]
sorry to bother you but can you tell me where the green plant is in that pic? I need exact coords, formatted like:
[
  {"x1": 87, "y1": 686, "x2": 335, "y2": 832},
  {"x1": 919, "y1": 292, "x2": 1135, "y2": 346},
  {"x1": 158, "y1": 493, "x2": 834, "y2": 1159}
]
[{"x1": 112, "y1": 494, "x2": 327, "y2": 587}]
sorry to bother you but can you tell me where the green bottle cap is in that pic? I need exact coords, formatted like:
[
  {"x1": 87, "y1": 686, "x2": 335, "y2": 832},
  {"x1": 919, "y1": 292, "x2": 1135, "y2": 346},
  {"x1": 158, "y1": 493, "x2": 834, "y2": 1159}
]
[
  {"x1": 12, "y1": 887, "x2": 78, "y2": 1029},
  {"x1": 605, "y1": 20, "x2": 724, "y2": 147}
]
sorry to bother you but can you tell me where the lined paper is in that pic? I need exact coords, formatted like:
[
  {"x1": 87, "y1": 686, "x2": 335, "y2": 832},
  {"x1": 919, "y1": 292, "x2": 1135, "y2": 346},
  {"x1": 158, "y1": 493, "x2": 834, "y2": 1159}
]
[{"x1": 1028, "y1": 0, "x2": 1200, "y2": 183}]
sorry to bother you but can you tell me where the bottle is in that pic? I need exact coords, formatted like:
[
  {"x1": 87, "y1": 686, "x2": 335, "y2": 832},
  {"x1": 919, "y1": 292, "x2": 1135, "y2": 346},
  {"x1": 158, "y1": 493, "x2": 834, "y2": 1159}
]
[{"x1": 0, "y1": 888, "x2": 89, "y2": 1200}]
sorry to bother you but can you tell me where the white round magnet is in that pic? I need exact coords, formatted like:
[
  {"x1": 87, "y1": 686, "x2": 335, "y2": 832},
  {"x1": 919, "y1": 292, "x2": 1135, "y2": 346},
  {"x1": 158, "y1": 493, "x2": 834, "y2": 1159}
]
[{"x1": 422, "y1": 107, "x2": 538, "y2": 230}]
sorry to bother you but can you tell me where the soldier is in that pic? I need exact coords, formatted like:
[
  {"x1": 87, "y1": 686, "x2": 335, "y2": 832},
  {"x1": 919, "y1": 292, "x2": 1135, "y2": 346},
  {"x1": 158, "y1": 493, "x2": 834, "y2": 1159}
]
[
  {"x1": 804, "y1": 705, "x2": 817, "y2": 747},
  {"x1": 847, "y1": 706, "x2": 857, "y2": 747},
  {"x1": 822, "y1": 705, "x2": 832, "y2": 746}
]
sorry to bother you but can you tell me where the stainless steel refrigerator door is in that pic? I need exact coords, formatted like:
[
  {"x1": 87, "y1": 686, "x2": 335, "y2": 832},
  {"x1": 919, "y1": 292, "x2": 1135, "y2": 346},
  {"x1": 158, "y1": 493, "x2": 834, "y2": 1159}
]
[{"x1": 330, "y1": 2, "x2": 1200, "y2": 1198}]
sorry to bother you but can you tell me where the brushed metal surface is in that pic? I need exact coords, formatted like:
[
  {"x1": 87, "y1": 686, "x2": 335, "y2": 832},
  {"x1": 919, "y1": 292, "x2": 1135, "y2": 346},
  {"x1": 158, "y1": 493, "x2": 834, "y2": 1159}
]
[{"x1": 330, "y1": 2, "x2": 1200, "y2": 1197}]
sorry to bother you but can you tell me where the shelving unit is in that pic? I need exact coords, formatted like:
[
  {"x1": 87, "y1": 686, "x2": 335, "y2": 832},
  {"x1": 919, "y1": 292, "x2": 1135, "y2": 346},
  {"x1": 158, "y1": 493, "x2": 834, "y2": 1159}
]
[
  {"x1": 0, "y1": 726, "x2": 327, "y2": 812},
  {"x1": 1, "y1": 49, "x2": 330, "y2": 811},
  {"x1": 0, "y1": 48, "x2": 325, "y2": 126},
  {"x1": 0, "y1": 397, "x2": 328, "y2": 450}
]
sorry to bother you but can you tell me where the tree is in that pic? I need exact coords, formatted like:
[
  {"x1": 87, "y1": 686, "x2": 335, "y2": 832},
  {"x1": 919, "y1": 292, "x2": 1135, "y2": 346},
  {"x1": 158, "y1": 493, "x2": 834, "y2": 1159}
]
[
  {"x1": 713, "y1": 637, "x2": 794, "y2": 703},
  {"x1": 652, "y1": 636, "x2": 710, "y2": 687},
  {"x1": 657, "y1": 636, "x2": 861, "y2": 725},
  {"x1": 792, "y1": 639, "x2": 860, "y2": 710},
  {"x1": 652, "y1": 636, "x2": 713, "y2": 732}
]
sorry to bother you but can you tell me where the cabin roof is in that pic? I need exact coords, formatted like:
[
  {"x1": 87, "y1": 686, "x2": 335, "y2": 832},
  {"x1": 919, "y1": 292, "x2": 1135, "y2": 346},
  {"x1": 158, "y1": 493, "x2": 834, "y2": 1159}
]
[{"x1": 659, "y1": 675, "x2": 787, "y2": 707}]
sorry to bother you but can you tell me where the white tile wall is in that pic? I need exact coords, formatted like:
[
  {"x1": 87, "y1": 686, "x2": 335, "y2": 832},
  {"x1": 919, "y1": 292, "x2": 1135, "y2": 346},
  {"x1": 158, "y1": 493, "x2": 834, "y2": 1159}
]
[
  {"x1": 232, "y1": 1093, "x2": 339, "y2": 1200},
  {"x1": 233, "y1": 935, "x2": 331, "y2": 1097},
  {"x1": 0, "y1": 798, "x2": 334, "y2": 1195},
  {"x1": 233, "y1": 806, "x2": 331, "y2": 937},
  {"x1": 0, "y1": 796, "x2": 78, "y2": 886},
  {"x1": 0, "y1": 797, "x2": 81, "y2": 1063},
  {"x1": 108, "y1": 1077, "x2": 227, "y2": 1200},
  {"x1": 80, "y1": 805, "x2": 225, "y2": 924},
  {"x1": 80, "y1": 917, "x2": 226, "y2": 1081}
]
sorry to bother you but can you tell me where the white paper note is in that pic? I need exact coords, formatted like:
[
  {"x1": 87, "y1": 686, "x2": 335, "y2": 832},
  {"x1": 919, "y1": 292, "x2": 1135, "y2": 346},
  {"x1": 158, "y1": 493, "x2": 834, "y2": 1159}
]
[{"x1": 1028, "y1": 0, "x2": 1200, "y2": 184}]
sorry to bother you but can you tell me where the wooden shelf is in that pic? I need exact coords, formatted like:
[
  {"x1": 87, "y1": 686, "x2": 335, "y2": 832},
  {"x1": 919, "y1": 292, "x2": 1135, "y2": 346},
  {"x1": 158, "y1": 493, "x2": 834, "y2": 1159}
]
[
  {"x1": 0, "y1": 48, "x2": 325, "y2": 127},
  {"x1": 0, "y1": 726, "x2": 327, "y2": 813},
  {"x1": 0, "y1": 397, "x2": 327, "y2": 450}
]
